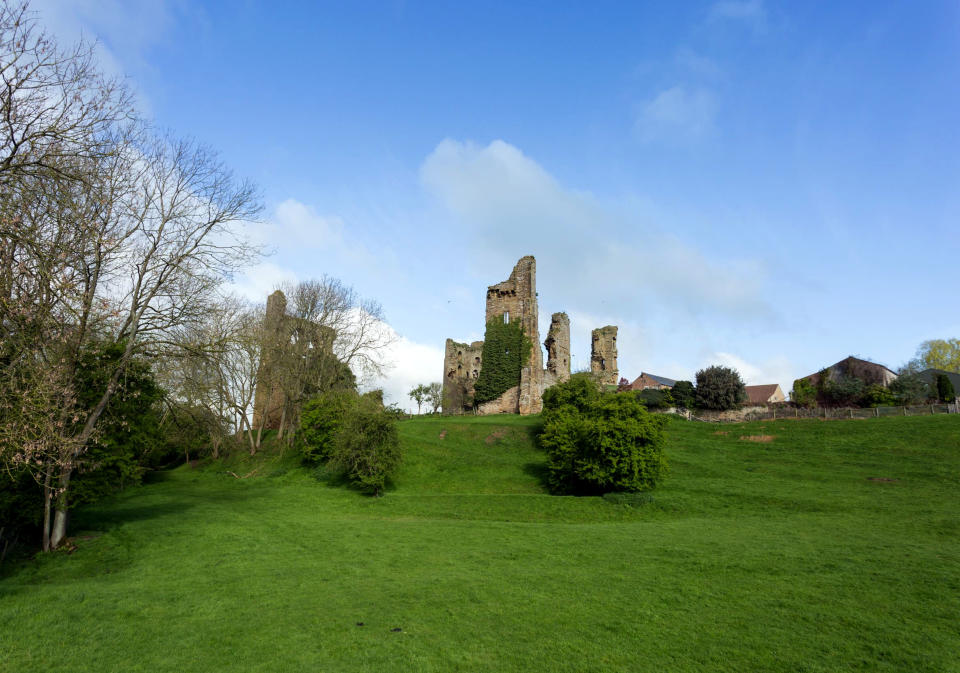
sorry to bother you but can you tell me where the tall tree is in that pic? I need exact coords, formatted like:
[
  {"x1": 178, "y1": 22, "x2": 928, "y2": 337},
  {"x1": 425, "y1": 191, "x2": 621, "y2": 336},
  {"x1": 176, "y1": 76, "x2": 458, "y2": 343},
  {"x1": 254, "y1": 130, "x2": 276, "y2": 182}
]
[
  {"x1": 910, "y1": 339, "x2": 960, "y2": 374},
  {"x1": 426, "y1": 382, "x2": 443, "y2": 414},
  {"x1": 0, "y1": 3, "x2": 263, "y2": 549},
  {"x1": 408, "y1": 384, "x2": 427, "y2": 414}
]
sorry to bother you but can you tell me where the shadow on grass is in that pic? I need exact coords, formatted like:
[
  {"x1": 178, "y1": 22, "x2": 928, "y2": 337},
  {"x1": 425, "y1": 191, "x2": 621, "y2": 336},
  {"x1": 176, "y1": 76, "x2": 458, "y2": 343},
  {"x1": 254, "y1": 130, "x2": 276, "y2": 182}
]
[{"x1": 522, "y1": 461, "x2": 551, "y2": 491}]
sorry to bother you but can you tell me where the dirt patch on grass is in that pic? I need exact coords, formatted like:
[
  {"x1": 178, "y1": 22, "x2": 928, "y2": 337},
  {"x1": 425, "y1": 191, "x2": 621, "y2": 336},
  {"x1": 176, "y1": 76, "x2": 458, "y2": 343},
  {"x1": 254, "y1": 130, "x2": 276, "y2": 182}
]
[
  {"x1": 485, "y1": 429, "x2": 508, "y2": 445},
  {"x1": 438, "y1": 430, "x2": 447, "y2": 440},
  {"x1": 868, "y1": 477, "x2": 899, "y2": 483},
  {"x1": 739, "y1": 434, "x2": 775, "y2": 443},
  {"x1": 713, "y1": 430, "x2": 729, "y2": 436}
]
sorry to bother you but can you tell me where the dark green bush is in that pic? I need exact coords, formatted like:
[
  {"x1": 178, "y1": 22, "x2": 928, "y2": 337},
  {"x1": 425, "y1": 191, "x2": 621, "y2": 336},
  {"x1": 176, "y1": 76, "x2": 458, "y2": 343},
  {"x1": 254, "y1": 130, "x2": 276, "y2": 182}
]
[
  {"x1": 889, "y1": 372, "x2": 932, "y2": 405},
  {"x1": 822, "y1": 374, "x2": 865, "y2": 407},
  {"x1": 330, "y1": 398, "x2": 402, "y2": 496},
  {"x1": 298, "y1": 391, "x2": 402, "y2": 495},
  {"x1": 791, "y1": 377, "x2": 816, "y2": 408},
  {"x1": 297, "y1": 390, "x2": 359, "y2": 463},
  {"x1": 473, "y1": 318, "x2": 532, "y2": 404},
  {"x1": 694, "y1": 366, "x2": 746, "y2": 411},
  {"x1": 635, "y1": 388, "x2": 673, "y2": 410},
  {"x1": 670, "y1": 380, "x2": 695, "y2": 409},
  {"x1": 936, "y1": 374, "x2": 956, "y2": 403},
  {"x1": 539, "y1": 382, "x2": 667, "y2": 495}
]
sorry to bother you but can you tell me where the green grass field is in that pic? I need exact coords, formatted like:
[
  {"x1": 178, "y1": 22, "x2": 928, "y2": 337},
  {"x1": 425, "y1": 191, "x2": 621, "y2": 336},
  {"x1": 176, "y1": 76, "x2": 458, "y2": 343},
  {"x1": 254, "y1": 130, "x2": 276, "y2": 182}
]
[{"x1": 2, "y1": 415, "x2": 959, "y2": 672}]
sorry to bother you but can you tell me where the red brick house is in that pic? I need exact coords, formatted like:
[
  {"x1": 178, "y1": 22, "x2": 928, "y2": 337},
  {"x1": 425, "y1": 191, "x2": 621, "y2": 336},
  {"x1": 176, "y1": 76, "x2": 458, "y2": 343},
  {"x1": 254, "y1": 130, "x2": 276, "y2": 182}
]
[{"x1": 629, "y1": 372, "x2": 676, "y2": 391}]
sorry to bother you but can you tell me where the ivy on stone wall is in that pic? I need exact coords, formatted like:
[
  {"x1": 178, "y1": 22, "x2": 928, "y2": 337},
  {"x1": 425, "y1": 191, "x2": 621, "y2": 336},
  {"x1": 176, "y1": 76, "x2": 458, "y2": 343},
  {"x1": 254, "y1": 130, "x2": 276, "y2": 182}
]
[{"x1": 473, "y1": 318, "x2": 532, "y2": 404}]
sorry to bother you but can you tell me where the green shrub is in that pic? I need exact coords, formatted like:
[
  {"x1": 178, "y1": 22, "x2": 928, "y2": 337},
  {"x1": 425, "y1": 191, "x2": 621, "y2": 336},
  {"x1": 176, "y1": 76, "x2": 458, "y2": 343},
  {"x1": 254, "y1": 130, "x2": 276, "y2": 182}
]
[
  {"x1": 474, "y1": 318, "x2": 532, "y2": 404},
  {"x1": 862, "y1": 384, "x2": 895, "y2": 407},
  {"x1": 542, "y1": 372, "x2": 601, "y2": 412},
  {"x1": 694, "y1": 366, "x2": 747, "y2": 411},
  {"x1": 823, "y1": 375, "x2": 865, "y2": 407},
  {"x1": 330, "y1": 399, "x2": 402, "y2": 496},
  {"x1": 670, "y1": 380, "x2": 695, "y2": 409},
  {"x1": 791, "y1": 377, "x2": 816, "y2": 408},
  {"x1": 889, "y1": 372, "x2": 932, "y2": 405},
  {"x1": 936, "y1": 374, "x2": 956, "y2": 403},
  {"x1": 297, "y1": 390, "x2": 359, "y2": 463},
  {"x1": 539, "y1": 382, "x2": 667, "y2": 495},
  {"x1": 635, "y1": 388, "x2": 673, "y2": 410}
]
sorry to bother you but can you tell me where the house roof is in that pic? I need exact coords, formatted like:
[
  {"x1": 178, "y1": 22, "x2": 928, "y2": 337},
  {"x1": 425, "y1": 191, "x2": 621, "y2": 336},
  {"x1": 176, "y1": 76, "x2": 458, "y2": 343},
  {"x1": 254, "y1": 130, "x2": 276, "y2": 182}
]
[
  {"x1": 803, "y1": 356, "x2": 897, "y2": 383},
  {"x1": 744, "y1": 384, "x2": 781, "y2": 404},
  {"x1": 918, "y1": 368, "x2": 960, "y2": 391},
  {"x1": 632, "y1": 372, "x2": 676, "y2": 387}
]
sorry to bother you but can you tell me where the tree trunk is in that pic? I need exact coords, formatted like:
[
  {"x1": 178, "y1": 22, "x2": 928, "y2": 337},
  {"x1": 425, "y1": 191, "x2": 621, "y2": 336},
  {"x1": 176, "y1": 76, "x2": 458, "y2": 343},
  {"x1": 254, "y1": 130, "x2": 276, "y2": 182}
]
[
  {"x1": 41, "y1": 471, "x2": 52, "y2": 552},
  {"x1": 277, "y1": 405, "x2": 287, "y2": 442},
  {"x1": 50, "y1": 463, "x2": 72, "y2": 549},
  {"x1": 210, "y1": 431, "x2": 220, "y2": 459},
  {"x1": 240, "y1": 415, "x2": 256, "y2": 455}
]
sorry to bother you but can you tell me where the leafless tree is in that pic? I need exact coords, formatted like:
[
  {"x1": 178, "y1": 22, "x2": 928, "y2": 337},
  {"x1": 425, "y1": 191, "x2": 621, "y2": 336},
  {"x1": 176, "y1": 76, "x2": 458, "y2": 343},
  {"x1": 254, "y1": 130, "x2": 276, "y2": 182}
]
[
  {"x1": 267, "y1": 277, "x2": 396, "y2": 441},
  {"x1": 0, "y1": 1, "x2": 133, "y2": 188}
]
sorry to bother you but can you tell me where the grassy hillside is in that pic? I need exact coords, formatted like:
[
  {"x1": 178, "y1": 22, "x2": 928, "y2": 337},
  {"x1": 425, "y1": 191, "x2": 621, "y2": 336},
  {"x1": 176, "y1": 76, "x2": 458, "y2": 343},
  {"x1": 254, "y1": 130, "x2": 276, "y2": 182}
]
[{"x1": 1, "y1": 415, "x2": 958, "y2": 672}]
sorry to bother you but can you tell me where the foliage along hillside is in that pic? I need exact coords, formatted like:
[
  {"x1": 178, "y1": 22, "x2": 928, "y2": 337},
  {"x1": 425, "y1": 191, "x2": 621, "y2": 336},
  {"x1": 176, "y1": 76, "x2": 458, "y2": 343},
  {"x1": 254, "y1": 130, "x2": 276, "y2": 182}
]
[{"x1": 1, "y1": 414, "x2": 958, "y2": 673}]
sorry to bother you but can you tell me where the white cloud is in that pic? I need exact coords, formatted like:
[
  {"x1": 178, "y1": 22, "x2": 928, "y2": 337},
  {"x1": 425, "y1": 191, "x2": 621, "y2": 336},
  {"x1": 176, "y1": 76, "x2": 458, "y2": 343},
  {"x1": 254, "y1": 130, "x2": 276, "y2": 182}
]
[
  {"x1": 699, "y1": 351, "x2": 798, "y2": 391},
  {"x1": 419, "y1": 138, "x2": 772, "y2": 323},
  {"x1": 365, "y1": 331, "x2": 445, "y2": 414},
  {"x1": 30, "y1": 0, "x2": 183, "y2": 112},
  {"x1": 228, "y1": 261, "x2": 299, "y2": 304},
  {"x1": 635, "y1": 85, "x2": 717, "y2": 143}
]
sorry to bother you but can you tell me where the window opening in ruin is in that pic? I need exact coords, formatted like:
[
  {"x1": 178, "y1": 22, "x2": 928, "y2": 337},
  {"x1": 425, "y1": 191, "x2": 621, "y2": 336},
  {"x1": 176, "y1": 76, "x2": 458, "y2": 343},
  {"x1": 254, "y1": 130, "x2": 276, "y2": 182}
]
[
  {"x1": 473, "y1": 370, "x2": 478, "y2": 378},
  {"x1": 601, "y1": 358, "x2": 606, "y2": 369},
  {"x1": 474, "y1": 357, "x2": 480, "y2": 365},
  {"x1": 447, "y1": 370, "x2": 454, "y2": 379},
  {"x1": 503, "y1": 311, "x2": 509, "y2": 323},
  {"x1": 457, "y1": 350, "x2": 462, "y2": 357}
]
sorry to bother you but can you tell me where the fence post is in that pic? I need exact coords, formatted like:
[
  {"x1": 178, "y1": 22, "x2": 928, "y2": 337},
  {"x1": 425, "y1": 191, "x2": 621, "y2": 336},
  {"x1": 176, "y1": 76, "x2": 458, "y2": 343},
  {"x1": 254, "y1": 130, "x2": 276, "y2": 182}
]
[
  {"x1": 931, "y1": 405, "x2": 934, "y2": 415},
  {"x1": 875, "y1": 407, "x2": 879, "y2": 418},
  {"x1": 902, "y1": 406, "x2": 906, "y2": 416},
  {"x1": 849, "y1": 408, "x2": 853, "y2": 419}
]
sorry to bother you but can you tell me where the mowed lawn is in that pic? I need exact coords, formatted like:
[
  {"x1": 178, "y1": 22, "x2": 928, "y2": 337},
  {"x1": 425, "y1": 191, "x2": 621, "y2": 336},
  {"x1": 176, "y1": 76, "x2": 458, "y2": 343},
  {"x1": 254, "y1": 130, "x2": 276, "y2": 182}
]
[{"x1": 1, "y1": 414, "x2": 959, "y2": 672}]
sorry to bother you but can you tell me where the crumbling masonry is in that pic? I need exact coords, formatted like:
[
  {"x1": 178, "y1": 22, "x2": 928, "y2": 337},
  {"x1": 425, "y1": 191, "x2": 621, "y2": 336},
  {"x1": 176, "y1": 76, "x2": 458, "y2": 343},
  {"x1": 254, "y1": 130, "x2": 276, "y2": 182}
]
[
  {"x1": 252, "y1": 289, "x2": 334, "y2": 430},
  {"x1": 442, "y1": 255, "x2": 615, "y2": 415},
  {"x1": 590, "y1": 325, "x2": 618, "y2": 387}
]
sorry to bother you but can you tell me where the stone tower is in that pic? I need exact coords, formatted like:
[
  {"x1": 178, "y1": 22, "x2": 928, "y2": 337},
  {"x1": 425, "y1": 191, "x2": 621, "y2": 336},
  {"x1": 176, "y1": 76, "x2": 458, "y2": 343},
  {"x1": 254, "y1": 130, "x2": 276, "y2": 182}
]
[
  {"x1": 590, "y1": 325, "x2": 618, "y2": 387},
  {"x1": 544, "y1": 312, "x2": 571, "y2": 386},
  {"x1": 485, "y1": 256, "x2": 543, "y2": 414},
  {"x1": 252, "y1": 290, "x2": 288, "y2": 429}
]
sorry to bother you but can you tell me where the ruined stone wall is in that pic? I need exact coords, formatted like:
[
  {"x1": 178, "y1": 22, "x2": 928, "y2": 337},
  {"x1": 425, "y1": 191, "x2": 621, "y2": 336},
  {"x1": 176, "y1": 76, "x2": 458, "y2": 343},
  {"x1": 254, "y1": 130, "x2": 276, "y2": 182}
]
[
  {"x1": 485, "y1": 256, "x2": 542, "y2": 415},
  {"x1": 252, "y1": 289, "x2": 338, "y2": 430},
  {"x1": 441, "y1": 339, "x2": 484, "y2": 414},
  {"x1": 543, "y1": 312, "x2": 571, "y2": 388},
  {"x1": 590, "y1": 325, "x2": 619, "y2": 387},
  {"x1": 252, "y1": 290, "x2": 289, "y2": 430}
]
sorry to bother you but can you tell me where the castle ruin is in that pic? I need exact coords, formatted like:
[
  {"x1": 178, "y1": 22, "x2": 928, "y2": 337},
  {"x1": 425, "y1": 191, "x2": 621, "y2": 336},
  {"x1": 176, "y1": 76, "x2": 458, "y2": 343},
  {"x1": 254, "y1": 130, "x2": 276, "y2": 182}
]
[
  {"x1": 442, "y1": 255, "x2": 616, "y2": 415},
  {"x1": 252, "y1": 289, "x2": 336, "y2": 431},
  {"x1": 590, "y1": 325, "x2": 618, "y2": 387}
]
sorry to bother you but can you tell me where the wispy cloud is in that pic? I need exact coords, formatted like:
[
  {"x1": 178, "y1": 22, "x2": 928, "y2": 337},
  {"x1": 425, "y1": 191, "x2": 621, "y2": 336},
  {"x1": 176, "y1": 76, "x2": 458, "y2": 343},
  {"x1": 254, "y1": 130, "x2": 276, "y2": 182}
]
[
  {"x1": 420, "y1": 138, "x2": 772, "y2": 322},
  {"x1": 634, "y1": 85, "x2": 717, "y2": 143},
  {"x1": 707, "y1": 0, "x2": 767, "y2": 30}
]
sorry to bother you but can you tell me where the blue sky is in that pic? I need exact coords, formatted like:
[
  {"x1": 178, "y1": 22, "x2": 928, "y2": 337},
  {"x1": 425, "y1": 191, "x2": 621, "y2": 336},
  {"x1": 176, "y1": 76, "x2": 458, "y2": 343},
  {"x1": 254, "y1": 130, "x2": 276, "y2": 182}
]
[{"x1": 36, "y1": 0, "x2": 960, "y2": 409}]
